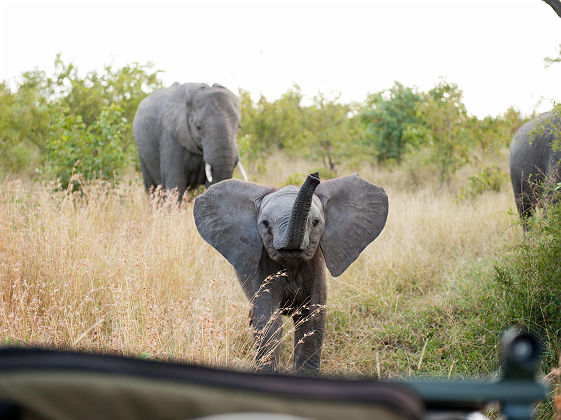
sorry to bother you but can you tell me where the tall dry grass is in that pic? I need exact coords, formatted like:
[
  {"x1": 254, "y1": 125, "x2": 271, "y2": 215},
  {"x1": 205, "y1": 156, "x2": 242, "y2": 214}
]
[
  {"x1": 0, "y1": 155, "x2": 520, "y2": 376},
  {"x1": 0, "y1": 179, "x2": 254, "y2": 369}
]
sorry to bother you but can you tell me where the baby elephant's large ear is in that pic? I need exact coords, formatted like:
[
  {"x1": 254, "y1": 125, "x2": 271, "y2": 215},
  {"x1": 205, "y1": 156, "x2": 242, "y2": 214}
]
[
  {"x1": 194, "y1": 180, "x2": 277, "y2": 278},
  {"x1": 315, "y1": 174, "x2": 388, "y2": 277}
]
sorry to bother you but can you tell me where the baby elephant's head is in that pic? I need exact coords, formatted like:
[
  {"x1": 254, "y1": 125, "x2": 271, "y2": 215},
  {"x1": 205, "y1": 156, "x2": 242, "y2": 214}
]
[
  {"x1": 194, "y1": 172, "x2": 388, "y2": 278},
  {"x1": 258, "y1": 173, "x2": 323, "y2": 263}
]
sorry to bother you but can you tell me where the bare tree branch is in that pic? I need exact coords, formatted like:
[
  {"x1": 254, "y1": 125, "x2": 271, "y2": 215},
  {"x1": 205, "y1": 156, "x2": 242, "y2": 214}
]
[
  {"x1": 544, "y1": 45, "x2": 561, "y2": 67},
  {"x1": 542, "y1": 0, "x2": 561, "y2": 18}
]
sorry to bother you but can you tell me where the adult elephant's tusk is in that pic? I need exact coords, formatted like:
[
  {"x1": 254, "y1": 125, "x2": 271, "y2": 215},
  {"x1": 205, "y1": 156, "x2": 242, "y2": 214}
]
[
  {"x1": 237, "y1": 161, "x2": 248, "y2": 181},
  {"x1": 205, "y1": 163, "x2": 213, "y2": 183}
]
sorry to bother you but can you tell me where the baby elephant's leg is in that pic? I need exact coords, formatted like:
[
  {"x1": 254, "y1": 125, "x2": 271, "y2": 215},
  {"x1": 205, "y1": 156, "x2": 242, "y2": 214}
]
[
  {"x1": 292, "y1": 304, "x2": 326, "y2": 375},
  {"x1": 252, "y1": 288, "x2": 283, "y2": 373}
]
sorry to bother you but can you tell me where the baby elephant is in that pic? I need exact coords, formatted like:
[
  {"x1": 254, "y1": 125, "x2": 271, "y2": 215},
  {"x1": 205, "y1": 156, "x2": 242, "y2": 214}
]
[{"x1": 194, "y1": 173, "x2": 388, "y2": 375}]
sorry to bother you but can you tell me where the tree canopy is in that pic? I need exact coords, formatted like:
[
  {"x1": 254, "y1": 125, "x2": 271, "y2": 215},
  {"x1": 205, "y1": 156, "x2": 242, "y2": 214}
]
[{"x1": 0, "y1": 57, "x2": 527, "y2": 188}]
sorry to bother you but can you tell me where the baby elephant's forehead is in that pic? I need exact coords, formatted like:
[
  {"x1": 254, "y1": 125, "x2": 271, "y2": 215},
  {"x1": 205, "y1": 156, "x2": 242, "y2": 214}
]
[{"x1": 260, "y1": 186, "x2": 323, "y2": 216}]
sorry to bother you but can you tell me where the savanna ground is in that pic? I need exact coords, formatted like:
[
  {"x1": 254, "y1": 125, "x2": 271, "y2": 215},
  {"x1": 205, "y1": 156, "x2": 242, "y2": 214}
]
[{"x1": 0, "y1": 151, "x2": 527, "y2": 381}]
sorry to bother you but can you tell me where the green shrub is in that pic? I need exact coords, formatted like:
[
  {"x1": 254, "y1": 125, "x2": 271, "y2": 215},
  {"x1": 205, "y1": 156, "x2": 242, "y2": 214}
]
[
  {"x1": 313, "y1": 167, "x2": 337, "y2": 180},
  {"x1": 283, "y1": 172, "x2": 306, "y2": 187},
  {"x1": 492, "y1": 197, "x2": 561, "y2": 367},
  {"x1": 0, "y1": 141, "x2": 40, "y2": 175},
  {"x1": 458, "y1": 167, "x2": 508, "y2": 200},
  {"x1": 45, "y1": 104, "x2": 128, "y2": 190},
  {"x1": 359, "y1": 82, "x2": 423, "y2": 162},
  {"x1": 283, "y1": 167, "x2": 337, "y2": 187}
]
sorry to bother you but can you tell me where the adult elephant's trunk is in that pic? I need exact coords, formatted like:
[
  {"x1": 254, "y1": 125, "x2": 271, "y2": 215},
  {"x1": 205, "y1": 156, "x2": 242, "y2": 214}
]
[
  {"x1": 206, "y1": 162, "x2": 234, "y2": 185},
  {"x1": 204, "y1": 147, "x2": 237, "y2": 185},
  {"x1": 278, "y1": 172, "x2": 320, "y2": 250},
  {"x1": 206, "y1": 158, "x2": 248, "y2": 183}
]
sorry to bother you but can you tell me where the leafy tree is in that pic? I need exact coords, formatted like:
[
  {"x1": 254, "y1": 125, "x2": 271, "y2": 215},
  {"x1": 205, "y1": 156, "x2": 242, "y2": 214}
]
[
  {"x1": 45, "y1": 104, "x2": 128, "y2": 189},
  {"x1": 359, "y1": 82, "x2": 423, "y2": 162},
  {"x1": 464, "y1": 107, "x2": 525, "y2": 163},
  {"x1": 0, "y1": 56, "x2": 536, "y2": 187},
  {"x1": 0, "y1": 55, "x2": 163, "y2": 178},
  {"x1": 0, "y1": 83, "x2": 20, "y2": 171},
  {"x1": 500, "y1": 106, "x2": 527, "y2": 142},
  {"x1": 52, "y1": 55, "x2": 163, "y2": 151},
  {"x1": 0, "y1": 73, "x2": 53, "y2": 175},
  {"x1": 239, "y1": 87, "x2": 359, "y2": 173},
  {"x1": 295, "y1": 93, "x2": 359, "y2": 172},
  {"x1": 238, "y1": 86, "x2": 307, "y2": 165},
  {"x1": 405, "y1": 80, "x2": 472, "y2": 183},
  {"x1": 11, "y1": 70, "x2": 55, "y2": 153}
]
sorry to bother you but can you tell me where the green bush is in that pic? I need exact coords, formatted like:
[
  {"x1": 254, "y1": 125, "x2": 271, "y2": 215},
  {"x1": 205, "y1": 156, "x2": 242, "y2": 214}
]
[
  {"x1": 283, "y1": 172, "x2": 306, "y2": 187},
  {"x1": 0, "y1": 141, "x2": 40, "y2": 175},
  {"x1": 239, "y1": 88, "x2": 358, "y2": 173},
  {"x1": 359, "y1": 81, "x2": 423, "y2": 162},
  {"x1": 457, "y1": 167, "x2": 508, "y2": 201},
  {"x1": 45, "y1": 104, "x2": 128, "y2": 190},
  {"x1": 492, "y1": 197, "x2": 561, "y2": 367},
  {"x1": 408, "y1": 80, "x2": 472, "y2": 184},
  {"x1": 283, "y1": 167, "x2": 337, "y2": 187},
  {"x1": 0, "y1": 57, "x2": 162, "y2": 178}
]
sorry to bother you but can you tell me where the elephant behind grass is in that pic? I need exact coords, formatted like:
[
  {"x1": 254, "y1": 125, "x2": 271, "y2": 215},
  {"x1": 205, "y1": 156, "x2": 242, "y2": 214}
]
[
  {"x1": 193, "y1": 172, "x2": 389, "y2": 375},
  {"x1": 509, "y1": 111, "x2": 561, "y2": 228},
  {"x1": 133, "y1": 82, "x2": 248, "y2": 202}
]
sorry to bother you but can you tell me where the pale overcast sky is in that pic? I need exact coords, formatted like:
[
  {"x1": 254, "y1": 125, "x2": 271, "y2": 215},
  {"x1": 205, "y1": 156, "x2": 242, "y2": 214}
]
[{"x1": 1, "y1": 0, "x2": 560, "y2": 117}]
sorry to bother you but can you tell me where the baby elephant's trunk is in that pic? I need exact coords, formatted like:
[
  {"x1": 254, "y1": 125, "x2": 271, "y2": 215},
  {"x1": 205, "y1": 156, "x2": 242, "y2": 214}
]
[{"x1": 278, "y1": 172, "x2": 320, "y2": 250}]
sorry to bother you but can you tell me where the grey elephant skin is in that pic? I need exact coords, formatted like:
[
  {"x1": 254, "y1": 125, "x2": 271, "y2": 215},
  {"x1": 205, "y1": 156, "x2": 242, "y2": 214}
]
[
  {"x1": 509, "y1": 111, "x2": 561, "y2": 227},
  {"x1": 193, "y1": 173, "x2": 389, "y2": 375},
  {"x1": 133, "y1": 82, "x2": 244, "y2": 200}
]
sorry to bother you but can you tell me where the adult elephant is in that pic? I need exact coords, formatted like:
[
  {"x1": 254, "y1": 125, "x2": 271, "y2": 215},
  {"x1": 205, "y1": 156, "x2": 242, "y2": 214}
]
[
  {"x1": 509, "y1": 111, "x2": 561, "y2": 228},
  {"x1": 133, "y1": 82, "x2": 247, "y2": 200}
]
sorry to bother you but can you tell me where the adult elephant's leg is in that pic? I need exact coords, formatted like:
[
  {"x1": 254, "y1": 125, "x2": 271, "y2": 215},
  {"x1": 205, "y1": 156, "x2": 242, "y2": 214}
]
[
  {"x1": 516, "y1": 176, "x2": 537, "y2": 231},
  {"x1": 183, "y1": 149, "x2": 206, "y2": 189},
  {"x1": 160, "y1": 135, "x2": 188, "y2": 201},
  {"x1": 139, "y1": 159, "x2": 157, "y2": 193},
  {"x1": 511, "y1": 170, "x2": 533, "y2": 231},
  {"x1": 292, "y1": 305, "x2": 325, "y2": 376},
  {"x1": 519, "y1": 193, "x2": 534, "y2": 231}
]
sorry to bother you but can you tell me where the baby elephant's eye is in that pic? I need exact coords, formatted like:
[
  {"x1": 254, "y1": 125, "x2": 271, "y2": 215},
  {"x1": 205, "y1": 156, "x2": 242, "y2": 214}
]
[
  {"x1": 262, "y1": 220, "x2": 270, "y2": 228},
  {"x1": 312, "y1": 218, "x2": 320, "y2": 227}
]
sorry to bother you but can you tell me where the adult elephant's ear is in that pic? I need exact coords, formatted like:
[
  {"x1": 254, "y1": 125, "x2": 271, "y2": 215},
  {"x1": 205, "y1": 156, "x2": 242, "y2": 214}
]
[
  {"x1": 315, "y1": 174, "x2": 388, "y2": 277},
  {"x1": 194, "y1": 180, "x2": 277, "y2": 278},
  {"x1": 162, "y1": 84, "x2": 207, "y2": 155}
]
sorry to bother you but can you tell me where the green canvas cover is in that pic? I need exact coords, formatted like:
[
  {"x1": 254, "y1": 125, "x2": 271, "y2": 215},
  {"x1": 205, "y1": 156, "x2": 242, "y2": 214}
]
[
  {"x1": 0, "y1": 348, "x2": 424, "y2": 420},
  {"x1": 0, "y1": 330, "x2": 548, "y2": 420}
]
